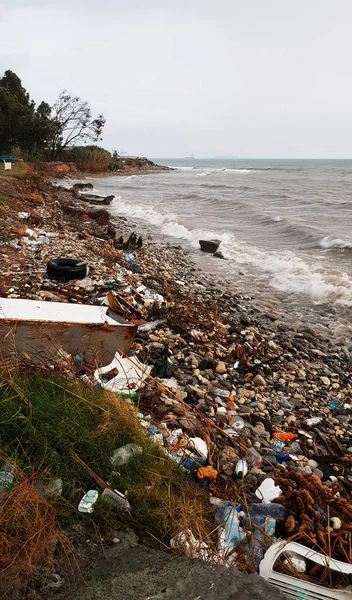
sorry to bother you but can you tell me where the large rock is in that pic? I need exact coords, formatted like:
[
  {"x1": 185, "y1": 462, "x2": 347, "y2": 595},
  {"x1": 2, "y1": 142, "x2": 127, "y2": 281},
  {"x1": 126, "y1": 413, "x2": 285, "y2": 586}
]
[
  {"x1": 199, "y1": 239, "x2": 221, "y2": 254},
  {"x1": 72, "y1": 182, "x2": 93, "y2": 191},
  {"x1": 80, "y1": 194, "x2": 114, "y2": 206}
]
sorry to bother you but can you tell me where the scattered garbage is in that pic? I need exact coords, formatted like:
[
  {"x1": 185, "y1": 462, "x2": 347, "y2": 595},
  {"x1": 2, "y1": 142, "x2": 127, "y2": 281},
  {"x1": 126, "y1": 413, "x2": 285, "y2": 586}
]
[
  {"x1": 2, "y1": 177, "x2": 352, "y2": 593},
  {"x1": 217, "y1": 504, "x2": 246, "y2": 558},
  {"x1": 170, "y1": 530, "x2": 211, "y2": 560},
  {"x1": 110, "y1": 443, "x2": 143, "y2": 467},
  {"x1": 260, "y1": 541, "x2": 352, "y2": 599},
  {"x1": 255, "y1": 478, "x2": 282, "y2": 503},
  {"x1": 0, "y1": 462, "x2": 15, "y2": 499},
  {"x1": 35, "y1": 478, "x2": 63, "y2": 498},
  {"x1": 47, "y1": 258, "x2": 88, "y2": 281},
  {"x1": 235, "y1": 460, "x2": 248, "y2": 478},
  {"x1": 78, "y1": 490, "x2": 99, "y2": 513},
  {"x1": 94, "y1": 353, "x2": 151, "y2": 396},
  {"x1": 102, "y1": 488, "x2": 131, "y2": 510}
]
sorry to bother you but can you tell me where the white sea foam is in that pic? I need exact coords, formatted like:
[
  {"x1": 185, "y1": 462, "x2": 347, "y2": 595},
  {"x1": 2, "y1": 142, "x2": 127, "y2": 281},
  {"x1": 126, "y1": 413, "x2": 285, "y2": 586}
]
[
  {"x1": 108, "y1": 195, "x2": 352, "y2": 307},
  {"x1": 223, "y1": 168, "x2": 254, "y2": 174},
  {"x1": 319, "y1": 236, "x2": 352, "y2": 250},
  {"x1": 274, "y1": 216, "x2": 282, "y2": 222}
]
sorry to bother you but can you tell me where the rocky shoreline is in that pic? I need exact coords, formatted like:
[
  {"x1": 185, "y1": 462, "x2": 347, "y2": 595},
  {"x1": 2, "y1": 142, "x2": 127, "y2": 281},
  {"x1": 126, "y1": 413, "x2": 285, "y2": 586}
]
[{"x1": 1, "y1": 173, "x2": 352, "y2": 593}]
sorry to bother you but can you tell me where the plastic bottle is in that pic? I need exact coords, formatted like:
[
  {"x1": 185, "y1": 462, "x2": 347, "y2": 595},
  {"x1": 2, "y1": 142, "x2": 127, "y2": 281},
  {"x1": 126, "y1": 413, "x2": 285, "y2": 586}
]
[
  {"x1": 270, "y1": 439, "x2": 286, "y2": 452},
  {"x1": 218, "y1": 504, "x2": 246, "y2": 552},
  {"x1": 0, "y1": 462, "x2": 15, "y2": 499},
  {"x1": 245, "y1": 503, "x2": 284, "y2": 519},
  {"x1": 235, "y1": 460, "x2": 248, "y2": 478},
  {"x1": 110, "y1": 443, "x2": 143, "y2": 467},
  {"x1": 273, "y1": 432, "x2": 298, "y2": 441},
  {"x1": 290, "y1": 441, "x2": 303, "y2": 454},
  {"x1": 242, "y1": 515, "x2": 276, "y2": 570},
  {"x1": 246, "y1": 447, "x2": 263, "y2": 468},
  {"x1": 275, "y1": 453, "x2": 293, "y2": 464}
]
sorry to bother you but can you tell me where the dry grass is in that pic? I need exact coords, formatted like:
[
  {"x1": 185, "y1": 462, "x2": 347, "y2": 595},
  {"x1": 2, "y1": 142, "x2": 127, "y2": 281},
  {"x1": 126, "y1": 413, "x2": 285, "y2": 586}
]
[{"x1": 0, "y1": 466, "x2": 63, "y2": 597}]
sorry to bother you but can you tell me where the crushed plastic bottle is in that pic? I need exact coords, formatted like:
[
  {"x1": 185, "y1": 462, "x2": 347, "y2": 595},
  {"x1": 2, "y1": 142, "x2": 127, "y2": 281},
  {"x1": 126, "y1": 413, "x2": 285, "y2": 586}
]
[
  {"x1": 290, "y1": 441, "x2": 303, "y2": 454},
  {"x1": 102, "y1": 488, "x2": 131, "y2": 510},
  {"x1": 270, "y1": 439, "x2": 286, "y2": 452},
  {"x1": 243, "y1": 514, "x2": 277, "y2": 570},
  {"x1": 246, "y1": 447, "x2": 262, "y2": 467},
  {"x1": 275, "y1": 453, "x2": 293, "y2": 464},
  {"x1": 218, "y1": 504, "x2": 246, "y2": 553},
  {"x1": 110, "y1": 443, "x2": 143, "y2": 467},
  {"x1": 245, "y1": 503, "x2": 284, "y2": 518}
]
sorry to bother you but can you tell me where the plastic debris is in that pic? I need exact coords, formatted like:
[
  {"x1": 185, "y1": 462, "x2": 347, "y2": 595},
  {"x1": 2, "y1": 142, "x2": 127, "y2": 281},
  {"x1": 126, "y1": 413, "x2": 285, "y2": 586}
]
[
  {"x1": 94, "y1": 353, "x2": 151, "y2": 396},
  {"x1": 188, "y1": 437, "x2": 208, "y2": 460},
  {"x1": 197, "y1": 466, "x2": 218, "y2": 480},
  {"x1": 102, "y1": 488, "x2": 131, "y2": 510},
  {"x1": 78, "y1": 490, "x2": 99, "y2": 513},
  {"x1": 170, "y1": 529, "x2": 211, "y2": 560},
  {"x1": 218, "y1": 504, "x2": 246, "y2": 557},
  {"x1": 110, "y1": 443, "x2": 143, "y2": 467},
  {"x1": 235, "y1": 460, "x2": 248, "y2": 478},
  {"x1": 255, "y1": 478, "x2": 282, "y2": 503},
  {"x1": 0, "y1": 462, "x2": 15, "y2": 499}
]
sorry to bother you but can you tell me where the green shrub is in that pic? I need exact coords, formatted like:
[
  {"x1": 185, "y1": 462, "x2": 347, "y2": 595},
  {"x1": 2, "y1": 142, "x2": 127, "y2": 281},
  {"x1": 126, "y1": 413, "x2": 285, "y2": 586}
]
[{"x1": 64, "y1": 145, "x2": 111, "y2": 172}]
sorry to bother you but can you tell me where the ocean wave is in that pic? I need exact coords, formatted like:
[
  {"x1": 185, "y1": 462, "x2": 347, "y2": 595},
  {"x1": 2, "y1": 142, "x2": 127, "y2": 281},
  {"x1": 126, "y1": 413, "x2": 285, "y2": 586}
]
[
  {"x1": 171, "y1": 166, "x2": 256, "y2": 175},
  {"x1": 108, "y1": 195, "x2": 352, "y2": 306},
  {"x1": 219, "y1": 238, "x2": 352, "y2": 306},
  {"x1": 223, "y1": 168, "x2": 254, "y2": 173},
  {"x1": 319, "y1": 236, "x2": 352, "y2": 250}
]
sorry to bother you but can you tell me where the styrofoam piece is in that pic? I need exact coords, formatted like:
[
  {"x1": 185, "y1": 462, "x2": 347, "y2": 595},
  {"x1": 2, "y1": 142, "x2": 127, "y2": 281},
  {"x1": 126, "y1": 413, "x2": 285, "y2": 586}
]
[
  {"x1": 260, "y1": 541, "x2": 352, "y2": 599},
  {"x1": 94, "y1": 353, "x2": 151, "y2": 393},
  {"x1": 188, "y1": 437, "x2": 208, "y2": 460},
  {"x1": 255, "y1": 478, "x2": 282, "y2": 503}
]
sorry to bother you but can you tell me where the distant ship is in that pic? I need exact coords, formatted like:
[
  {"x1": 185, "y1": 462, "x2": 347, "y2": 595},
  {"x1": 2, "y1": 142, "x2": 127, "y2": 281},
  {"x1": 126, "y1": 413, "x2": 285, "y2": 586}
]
[{"x1": 185, "y1": 153, "x2": 195, "y2": 159}]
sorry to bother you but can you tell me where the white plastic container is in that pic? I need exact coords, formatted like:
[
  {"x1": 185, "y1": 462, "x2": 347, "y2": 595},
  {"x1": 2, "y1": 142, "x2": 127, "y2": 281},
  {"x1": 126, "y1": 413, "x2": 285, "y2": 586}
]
[{"x1": 260, "y1": 541, "x2": 352, "y2": 599}]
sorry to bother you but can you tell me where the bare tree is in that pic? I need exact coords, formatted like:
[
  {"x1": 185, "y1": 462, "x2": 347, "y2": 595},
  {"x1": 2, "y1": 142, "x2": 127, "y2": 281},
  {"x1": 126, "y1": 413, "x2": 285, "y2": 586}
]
[{"x1": 49, "y1": 91, "x2": 106, "y2": 161}]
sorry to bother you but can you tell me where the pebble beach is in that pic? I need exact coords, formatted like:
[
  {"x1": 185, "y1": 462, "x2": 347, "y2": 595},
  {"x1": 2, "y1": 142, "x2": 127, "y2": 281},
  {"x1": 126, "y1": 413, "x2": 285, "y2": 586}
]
[{"x1": 1, "y1": 171, "x2": 352, "y2": 593}]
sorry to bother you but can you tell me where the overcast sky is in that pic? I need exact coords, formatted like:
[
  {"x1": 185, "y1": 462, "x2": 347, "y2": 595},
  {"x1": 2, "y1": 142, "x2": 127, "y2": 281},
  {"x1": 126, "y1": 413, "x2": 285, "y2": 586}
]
[{"x1": 1, "y1": 0, "x2": 352, "y2": 158}]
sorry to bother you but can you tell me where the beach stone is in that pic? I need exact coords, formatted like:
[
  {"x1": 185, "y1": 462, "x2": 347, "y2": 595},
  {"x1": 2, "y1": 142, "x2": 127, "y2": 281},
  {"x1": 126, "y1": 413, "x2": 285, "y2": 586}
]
[
  {"x1": 216, "y1": 361, "x2": 227, "y2": 374},
  {"x1": 199, "y1": 239, "x2": 221, "y2": 254},
  {"x1": 237, "y1": 388, "x2": 256, "y2": 399},
  {"x1": 321, "y1": 376, "x2": 331, "y2": 386},
  {"x1": 180, "y1": 416, "x2": 198, "y2": 430},
  {"x1": 214, "y1": 251, "x2": 226, "y2": 259},
  {"x1": 253, "y1": 375, "x2": 267, "y2": 387}
]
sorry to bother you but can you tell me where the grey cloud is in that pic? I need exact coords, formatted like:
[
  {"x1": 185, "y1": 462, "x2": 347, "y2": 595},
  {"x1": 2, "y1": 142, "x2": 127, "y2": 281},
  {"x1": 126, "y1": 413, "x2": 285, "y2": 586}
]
[{"x1": 1, "y1": 0, "x2": 352, "y2": 157}]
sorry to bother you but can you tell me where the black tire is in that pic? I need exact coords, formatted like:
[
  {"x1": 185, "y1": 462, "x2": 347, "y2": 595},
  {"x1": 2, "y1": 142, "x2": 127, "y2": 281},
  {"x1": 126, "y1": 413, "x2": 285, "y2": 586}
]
[{"x1": 46, "y1": 258, "x2": 88, "y2": 281}]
